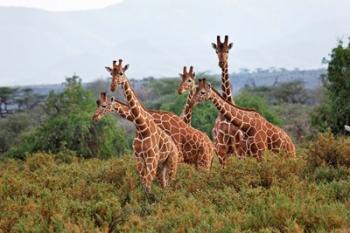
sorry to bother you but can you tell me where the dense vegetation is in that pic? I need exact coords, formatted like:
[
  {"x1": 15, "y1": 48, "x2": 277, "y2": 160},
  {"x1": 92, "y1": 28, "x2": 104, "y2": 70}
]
[
  {"x1": 0, "y1": 40, "x2": 350, "y2": 232},
  {"x1": 2, "y1": 76, "x2": 129, "y2": 159},
  {"x1": 1, "y1": 133, "x2": 350, "y2": 232}
]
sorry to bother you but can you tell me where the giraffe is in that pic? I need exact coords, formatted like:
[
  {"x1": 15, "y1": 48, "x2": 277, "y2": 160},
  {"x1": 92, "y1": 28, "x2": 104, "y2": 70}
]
[
  {"x1": 191, "y1": 79, "x2": 296, "y2": 159},
  {"x1": 211, "y1": 35, "x2": 245, "y2": 165},
  {"x1": 177, "y1": 66, "x2": 196, "y2": 125},
  {"x1": 104, "y1": 60, "x2": 179, "y2": 193},
  {"x1": 104, "y1": 62, "x2": 214, "y2": 171}
]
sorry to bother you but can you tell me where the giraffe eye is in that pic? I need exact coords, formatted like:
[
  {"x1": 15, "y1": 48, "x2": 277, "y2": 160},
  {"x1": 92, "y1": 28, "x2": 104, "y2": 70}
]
[
  {"x1": 200, "y1": 90, "x2": 206, "y2": 95},
  {"x1": 119, "y1": 72, "x2": 123, "y2": 75},
  {"x1": 187, "y1": 79, "x2": 191, "y2": 83}
]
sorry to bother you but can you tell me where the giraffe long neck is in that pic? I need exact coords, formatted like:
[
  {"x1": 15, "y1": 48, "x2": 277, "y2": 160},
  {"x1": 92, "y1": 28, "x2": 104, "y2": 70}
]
[
  {"x1": 111, "y1": 100, "x2": 134, "y2": 122},
  {"x1": 209, "y1": 88, "x2": 250, "y2": 131},
  {"x1": 121, "y1": 79, "x2": 151, "y2": 135},
  {"x1": 221, "y1": 62, "x2": 234, "y2": 104},
  {"x1": 180, "y1": 90, "x2": 194, "y2": 124}
]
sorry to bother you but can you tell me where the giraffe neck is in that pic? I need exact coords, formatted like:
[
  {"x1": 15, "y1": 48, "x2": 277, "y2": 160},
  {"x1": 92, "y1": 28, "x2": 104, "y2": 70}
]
[
  {"x1": 111, "y1": 100, "x2": 134, "y2": 122},
  {"x1": 121, "y1": 79, "x2": 151, "y2": 135},
  {"x1": 221, "y1": 62, "x2": 234, "y2": 104},
  {"x1": 180, "y1": 90, "x2": 194, "y2": 124},
  {"x1": 209, "y1": 88, "x2": 250, "y2": 131}
]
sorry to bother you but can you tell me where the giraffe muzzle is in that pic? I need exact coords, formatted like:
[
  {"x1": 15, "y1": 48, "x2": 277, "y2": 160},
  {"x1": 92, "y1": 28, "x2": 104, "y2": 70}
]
[{"x1": 92, "y1": 114, "x2": 100, "y2": 122}]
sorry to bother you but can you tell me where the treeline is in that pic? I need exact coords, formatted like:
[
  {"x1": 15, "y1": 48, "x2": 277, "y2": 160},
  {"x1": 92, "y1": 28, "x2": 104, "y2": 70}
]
[
  {"x1": 0, "y1": 87, "x2": 45, "y2": 117},
  {"x1": 0, "y1": 74, "x2": 309, "y2": 159}
]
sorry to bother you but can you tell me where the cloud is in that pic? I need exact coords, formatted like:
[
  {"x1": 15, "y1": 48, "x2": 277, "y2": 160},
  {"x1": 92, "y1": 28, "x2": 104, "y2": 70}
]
[{"x1": 0, "y1": 0, "x2": 123, "y2": 11}]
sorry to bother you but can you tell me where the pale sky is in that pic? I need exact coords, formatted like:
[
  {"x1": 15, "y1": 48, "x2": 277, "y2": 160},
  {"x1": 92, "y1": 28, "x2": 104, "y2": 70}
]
[
  {"x1": 0, "y1": 0, "x2": 349, "y2": 86},
  {"x1": 0, "y1": 0, "x2": 123, "y2": 11}
]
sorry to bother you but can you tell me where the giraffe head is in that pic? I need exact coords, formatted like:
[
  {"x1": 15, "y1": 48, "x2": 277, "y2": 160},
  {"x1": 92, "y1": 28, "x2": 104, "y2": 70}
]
[
  {"x1": 105, "y1": 59, "x2": 129, "y2": 92},
  {"x1": 191, "y1": 78, "x2": 212, "y2": 105},
  {"x1": 211, "y1": 35, "x2": 233, "y2": 68},
  {"x1": 178, "y1": 66, "x2": 196, "y2": 94},
  {"x1": 92, "y1": 92, "x2": 114, "y2": 122}
]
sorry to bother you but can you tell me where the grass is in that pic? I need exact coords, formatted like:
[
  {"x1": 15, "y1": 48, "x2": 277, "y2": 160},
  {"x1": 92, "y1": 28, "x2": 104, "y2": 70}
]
[{"x1": 1, "y1": 133, "x2": 350, "y2": 233}]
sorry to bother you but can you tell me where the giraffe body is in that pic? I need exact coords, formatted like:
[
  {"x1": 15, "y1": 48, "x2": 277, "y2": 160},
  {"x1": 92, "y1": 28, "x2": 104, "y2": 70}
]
[
  {"x1": 191, "y1": 79, "x2": 296, "y2": 159},
  {"x1": 105, "y1": 60, "x2": 179, "y2": 193}
]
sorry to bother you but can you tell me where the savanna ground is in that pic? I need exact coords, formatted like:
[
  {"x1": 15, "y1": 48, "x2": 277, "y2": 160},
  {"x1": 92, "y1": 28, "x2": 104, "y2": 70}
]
[{"x1": 1, "y1": 132, "x2": 350, "y2": 233}]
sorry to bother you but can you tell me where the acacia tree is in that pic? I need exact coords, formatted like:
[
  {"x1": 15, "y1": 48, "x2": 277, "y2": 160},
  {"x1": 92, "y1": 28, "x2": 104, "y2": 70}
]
[
  {"x1": 0, "y1": 87, "x2": 17, "y2": 116},
  {"x1": 312, "y1": 39, "x2": 350, "y2": 134}
]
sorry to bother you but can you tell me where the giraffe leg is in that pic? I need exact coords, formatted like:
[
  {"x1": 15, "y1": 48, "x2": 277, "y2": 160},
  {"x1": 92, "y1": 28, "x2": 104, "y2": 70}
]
[
  {"x1": 233, "y1": 131, "x2": 246, "y2": 159},
  {"x1": 196, "y1": 145, "x2": 214, "y2": 171},
  {"x1": 135, "y1": 151, "x2": 158, "y2": 194},
  {"x1": 135, "y1": 156, "x2": 151, "y2": 193},
  {"x1": 164, "y1": 149, "x2": 178, "y2": 184},
  {"x1": 216, "y1": 143, "x2": 229, "y2": 167},
  {"x1": 156, "y1": 165, "x2": 167, "y2": 188}
]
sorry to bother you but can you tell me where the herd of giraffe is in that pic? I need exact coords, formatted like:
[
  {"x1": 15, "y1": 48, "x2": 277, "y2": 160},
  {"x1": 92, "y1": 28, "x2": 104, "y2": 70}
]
[{"x1": 92, "y1": 35, "x2": 296, "y2": 194}]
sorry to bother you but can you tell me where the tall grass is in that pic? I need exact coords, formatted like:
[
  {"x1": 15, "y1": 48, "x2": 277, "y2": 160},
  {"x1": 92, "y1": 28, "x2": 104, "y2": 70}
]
[{"x1": 1, "y1": 132, "x2": 350, "y2": 232}]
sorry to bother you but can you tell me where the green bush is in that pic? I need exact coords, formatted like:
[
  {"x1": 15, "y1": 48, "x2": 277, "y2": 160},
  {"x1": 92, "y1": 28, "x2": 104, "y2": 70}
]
[{"x1": 6, "y1": 76, "x2": 130, "y2": 159}]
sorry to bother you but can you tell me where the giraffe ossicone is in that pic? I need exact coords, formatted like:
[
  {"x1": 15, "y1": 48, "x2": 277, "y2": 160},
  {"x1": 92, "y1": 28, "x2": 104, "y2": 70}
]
[{"x1": 178, "y1": 65, "x2": 196, "y2": 125}]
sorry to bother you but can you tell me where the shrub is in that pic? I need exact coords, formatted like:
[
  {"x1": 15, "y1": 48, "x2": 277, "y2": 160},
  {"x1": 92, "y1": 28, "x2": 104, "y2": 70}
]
[
  {"x1": 6, "y1": 76, "x2": 130, "y2": 159},
  {"x1": 306, "y1": 131, "x2": 350, "y2": 169},
  {"x1": 0, "y1": 152, "x2": 350, "y2": 232}
]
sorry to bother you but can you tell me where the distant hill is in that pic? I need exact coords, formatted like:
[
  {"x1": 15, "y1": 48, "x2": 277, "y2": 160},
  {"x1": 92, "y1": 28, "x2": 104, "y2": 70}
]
[
  {"x1": 1, "y1": 0, "x2": 349, "y2": 85},
  {"x1": 16, "y1": 68, "x2": 324, "y2": 96},
  {"x1": 230, "y1": 68, "x2": 325, "y2": 92}
]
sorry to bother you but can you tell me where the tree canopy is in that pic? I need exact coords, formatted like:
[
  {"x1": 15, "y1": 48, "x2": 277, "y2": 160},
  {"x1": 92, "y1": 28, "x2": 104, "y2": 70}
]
[{"x1": 312, "y1": 40, "x2": 350, "y2": 134}]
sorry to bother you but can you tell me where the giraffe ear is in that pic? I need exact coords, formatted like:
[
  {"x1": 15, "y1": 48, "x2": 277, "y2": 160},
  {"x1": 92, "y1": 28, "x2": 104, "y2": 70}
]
[
  {"x1": 105, "y1": 67, "x2": 112, "y2": 73},
  {"x1": 96, "y1": 100, "x2": 101, "y2": 106},
  {"x1": 208, "y1": 83, "x2": 212, "y2": 90},
  {"x1": 211, "y1": 43, "x2": 217, "y2": 49},
  {"x1": 192, "y1": 72, "x2": 195, "y2": 77},
  {"x1": 124, "y1": 64, "x2": 129, "y2": 71},
  {"x1": 228, "y1": 43, "x2": 233, "y2": 49},
  {"x1": 110, "y1": 97, "x2": 115, "y2": 102}
]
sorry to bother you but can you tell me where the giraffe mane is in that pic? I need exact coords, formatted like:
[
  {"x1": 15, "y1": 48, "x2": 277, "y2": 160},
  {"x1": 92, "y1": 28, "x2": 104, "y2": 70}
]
[{"x1": 147, "y1": 109, "x2": 178, "y2": 117}]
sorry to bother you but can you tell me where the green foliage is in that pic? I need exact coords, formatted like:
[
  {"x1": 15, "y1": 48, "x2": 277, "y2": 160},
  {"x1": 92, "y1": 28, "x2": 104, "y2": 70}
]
[
  {"x1": 242, "y1": 80, "x2": 314, "y2": 105},
  {"x1": 7, "y1": 75, "x2": 129, "y2": 159},
  {"x1": 160, "y1": 94, "x2": 218, "y2": 136},
  {"x1": 312, "y1": 40, "x2": 350, "y2": 134},
  {"x1": 1, "y1": 144, "x2": 350, "y2": 232},
  {"x1": 191, "y1": 102, "x2": 218, "y2": 136},
  {"x1": 0, "y1": 113, "x2": 35, "y2": 154}
]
